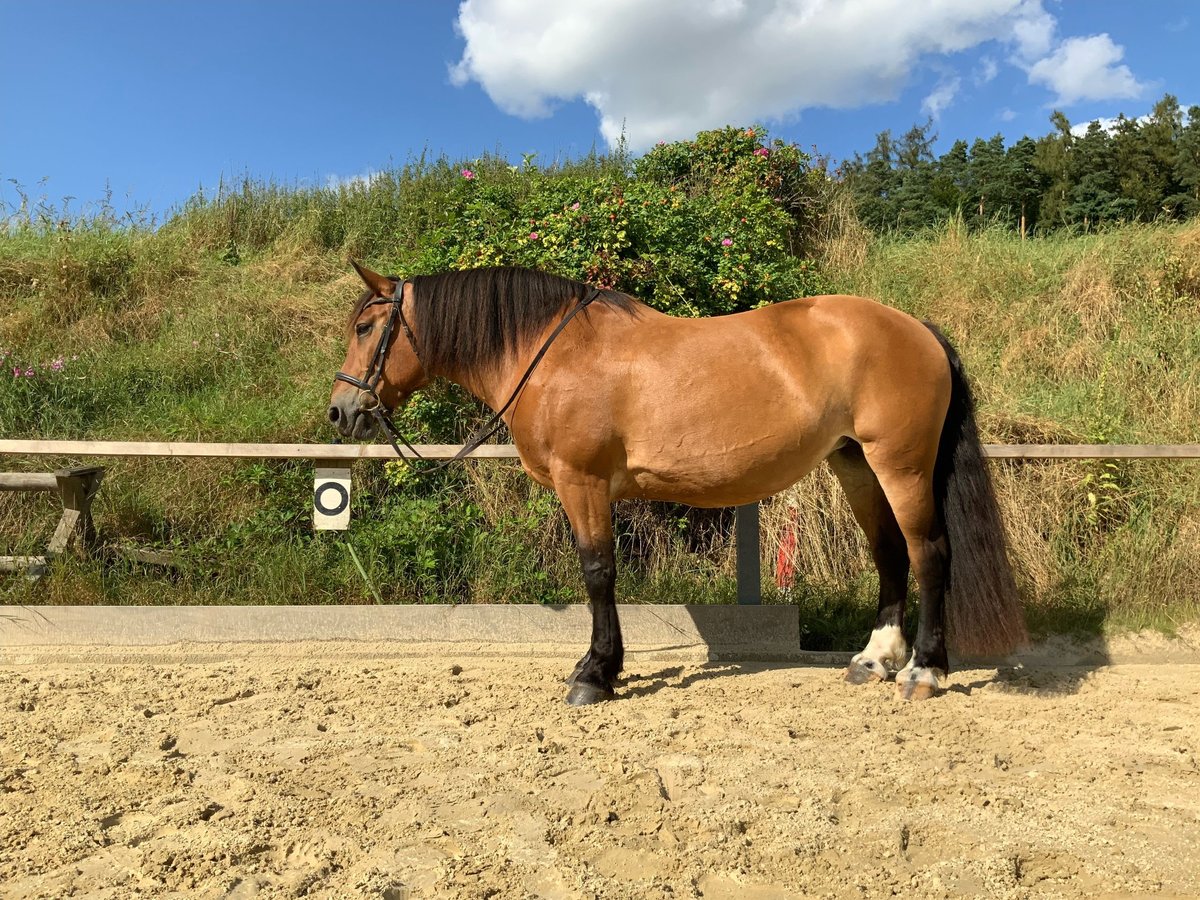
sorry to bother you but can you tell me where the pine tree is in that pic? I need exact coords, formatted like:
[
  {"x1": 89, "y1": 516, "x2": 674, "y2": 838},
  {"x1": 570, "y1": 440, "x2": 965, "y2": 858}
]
[
  {"x1": 1068, "y1": 122, "x2": 1129, "y2": 228},
  {"x1": 1172, "y1": 105, "x2": 1200, "y2": 217},
  {"x1": 892, "y1": 122, "x2": 941, "y2": 230},
  {"x1": 966, "y1": 134, "x2": 1009, "y2": 226},
  {"x1": 930, "y1": 139, "x2": 970, "y2": 219},
  {"x1": 845, "y1": 131, "x2": 900, "y2": 230},
  {"x1": 1113, "y1": 96, "x2": 1183, "y2": 221},
  {"x1": 1006, "y1": 137, "x2": 1045, "y2": 236},
  {"x1": 1034, "y1": 111, "x2": 1074, "y2": 228},
  {"x1": 842, "y1": 93, "x2": 1200, "y2": 235}
]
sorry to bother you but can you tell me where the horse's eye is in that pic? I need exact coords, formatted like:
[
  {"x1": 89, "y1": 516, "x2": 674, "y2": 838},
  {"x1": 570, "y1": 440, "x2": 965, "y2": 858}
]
[{"x1": 355, "y1": 322, "x2": 372, "y2": 337}]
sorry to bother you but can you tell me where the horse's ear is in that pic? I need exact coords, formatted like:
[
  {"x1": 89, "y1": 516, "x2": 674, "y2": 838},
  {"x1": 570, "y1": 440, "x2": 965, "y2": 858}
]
[{"x1": 350, "y1": 259, "x2": 396, "y2": 298}]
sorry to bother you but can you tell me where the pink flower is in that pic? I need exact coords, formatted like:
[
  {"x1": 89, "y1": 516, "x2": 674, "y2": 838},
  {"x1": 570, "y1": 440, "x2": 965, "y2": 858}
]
[
  {"x1": 23, "y1": 367, "x2": 35, "y2": 377},
  {"x1": 721, "y1": 238, "x2": 733, "y2": 247},
  {"x1": 753, "y1": 147, "x2": 770, "y2": 157},
  {"x1": 50, "y1": 357, "x2": 64, "y2": 372},
  {"x1": 461, "y1": 169, "x2": 475, "y2": 180},
  {"x1": 656, "y1": 140, "x2": 666, "y2": 146},
  {"x1": 11, "y1": 366, "x2": 18, "y2": 377},
  {"x1": 529, "y1": 232, "x2": 539, "y2": 240},
  {"x1": 571, "y1": 202, "x2": 580, "y2": 210}
]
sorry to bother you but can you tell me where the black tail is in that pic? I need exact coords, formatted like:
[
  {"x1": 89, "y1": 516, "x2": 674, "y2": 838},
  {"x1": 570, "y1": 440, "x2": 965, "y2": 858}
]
[{"x1": 925, "y1": 323, "x2": 1028, "y2": 656}]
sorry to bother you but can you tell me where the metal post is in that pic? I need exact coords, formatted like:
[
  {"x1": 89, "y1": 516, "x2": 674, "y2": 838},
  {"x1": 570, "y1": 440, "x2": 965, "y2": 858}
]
[{"x1": 735, "y1": 502, "x2": 761, "y2": 605}]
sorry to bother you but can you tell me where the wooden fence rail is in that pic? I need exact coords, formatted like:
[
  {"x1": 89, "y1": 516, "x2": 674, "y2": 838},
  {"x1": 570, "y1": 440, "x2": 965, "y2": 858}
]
[
  {"x1": 2, "y1": 440, "x2": 1200, "y2": 459},
  {"x1": 2, "y1": 440, "x2": 1198, "y2": 599}
]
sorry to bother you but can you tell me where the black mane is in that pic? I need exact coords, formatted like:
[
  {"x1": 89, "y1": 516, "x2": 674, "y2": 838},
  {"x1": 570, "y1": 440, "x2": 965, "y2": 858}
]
[{"x1": 409, "y1": 267, "x2": 639, "y2": 374}]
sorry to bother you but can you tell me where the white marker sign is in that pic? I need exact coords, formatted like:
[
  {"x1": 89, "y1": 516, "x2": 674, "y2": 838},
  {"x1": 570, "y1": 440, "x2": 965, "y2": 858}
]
[{"x1": 313, "y1": 464, "x2": 352, "y2": 530}]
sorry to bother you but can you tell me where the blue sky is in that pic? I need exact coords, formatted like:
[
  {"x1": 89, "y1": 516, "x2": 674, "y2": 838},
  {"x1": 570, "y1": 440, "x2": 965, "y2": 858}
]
[{"x1": 1, "y1": 1, "x2": 1196, "y2": 220}]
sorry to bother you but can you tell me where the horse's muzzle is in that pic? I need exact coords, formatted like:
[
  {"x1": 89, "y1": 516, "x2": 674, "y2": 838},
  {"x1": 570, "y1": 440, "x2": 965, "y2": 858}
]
[{"x1": 328, "y1": 395, "x2": 379, "y2": 440}]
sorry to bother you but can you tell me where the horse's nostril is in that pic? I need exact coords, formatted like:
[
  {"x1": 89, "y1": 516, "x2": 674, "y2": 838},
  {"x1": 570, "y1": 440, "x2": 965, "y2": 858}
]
[{"x1": 328, "y1": 406, "x2": 340, "y2": 423}]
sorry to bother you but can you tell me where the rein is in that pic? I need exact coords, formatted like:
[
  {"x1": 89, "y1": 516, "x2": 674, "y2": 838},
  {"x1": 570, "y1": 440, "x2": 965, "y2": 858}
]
[{"x1": 335, "y1": 279, "x2": 602, "y2": 472}]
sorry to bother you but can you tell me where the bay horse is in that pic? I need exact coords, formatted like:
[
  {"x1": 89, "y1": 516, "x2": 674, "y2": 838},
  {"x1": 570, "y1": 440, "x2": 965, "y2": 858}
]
[{"x1": 328, "y1": 263, "x2": 1027, "y2": 705}]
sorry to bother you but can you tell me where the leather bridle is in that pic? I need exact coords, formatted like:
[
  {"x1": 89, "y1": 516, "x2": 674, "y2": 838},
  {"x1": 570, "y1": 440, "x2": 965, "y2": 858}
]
[{"x1": 335, "y1": 277, "x2": 602, "y2": 471}]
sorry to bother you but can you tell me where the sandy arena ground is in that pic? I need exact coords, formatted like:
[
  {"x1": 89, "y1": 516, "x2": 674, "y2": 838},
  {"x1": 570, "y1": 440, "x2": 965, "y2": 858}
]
[{"x1": 2, "y1": 643, "x2": 1198, "y2": 899}]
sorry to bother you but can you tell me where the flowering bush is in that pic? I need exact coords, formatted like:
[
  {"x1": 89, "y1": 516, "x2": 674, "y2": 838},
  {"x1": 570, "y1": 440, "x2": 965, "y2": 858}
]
[
  {"x1": 1, "y1": 349, "x2": 85, "y2": 435},
  {"x1": 415, "y1": 127, "x2": 829, "y2": 317}
]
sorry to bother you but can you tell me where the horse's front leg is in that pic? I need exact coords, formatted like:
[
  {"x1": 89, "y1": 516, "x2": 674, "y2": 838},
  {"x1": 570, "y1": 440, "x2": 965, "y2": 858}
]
[{"x1": 555, "y1": 474, "x2": 622, "y2": 706}]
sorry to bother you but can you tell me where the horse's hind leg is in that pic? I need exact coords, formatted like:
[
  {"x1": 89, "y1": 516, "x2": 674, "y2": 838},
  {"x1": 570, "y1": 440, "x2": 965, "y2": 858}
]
[
  {"x1": 860, "y1": 440, "x2": 950, "y2": 701},
  {"x1": 828, "y1": 442, "x2": 910, "y2": 684},
  {"x1": 555, "y1": 473, "x2": 623, "y2": 706}
]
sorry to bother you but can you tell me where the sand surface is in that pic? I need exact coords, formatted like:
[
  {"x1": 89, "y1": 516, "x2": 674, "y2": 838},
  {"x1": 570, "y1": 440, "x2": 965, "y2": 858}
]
[{"x1": 2, "y1": 644, "x2": 1198, "y2": 899}]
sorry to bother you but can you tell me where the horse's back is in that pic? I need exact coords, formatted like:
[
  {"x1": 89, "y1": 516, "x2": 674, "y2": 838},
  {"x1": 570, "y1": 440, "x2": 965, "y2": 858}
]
[{"x1": 516, "y1": 293, "x2": 951, "y2": 506}]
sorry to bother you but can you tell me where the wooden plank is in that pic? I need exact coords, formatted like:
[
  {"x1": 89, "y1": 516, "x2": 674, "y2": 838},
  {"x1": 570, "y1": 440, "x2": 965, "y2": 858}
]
[
  {"x1": 116, "y1": 547, "x2": 179, "y2": 567},
  {"x1": 46, "y1": 508, "x2": 81, "y2": 556},
  {"x1": 0, "y1": 556, "x2": 47, "y2": 573},
  {"x1": 982, "y1": 444, "x2": 1200, "y2": 459},
  {"x1": 0, "y1": 473, "x2": 59, "y2": 491},
  {"x1": 1, "y1": 439, "x2": 1198, "y2": 461},
  {"x1": 0, "y1": 440, "x2": 522, "y2": 460}
]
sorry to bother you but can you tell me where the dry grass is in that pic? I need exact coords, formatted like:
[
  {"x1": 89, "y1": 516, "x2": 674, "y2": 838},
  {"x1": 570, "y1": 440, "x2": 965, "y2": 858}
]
[
  {"x1": 815, "y1": 219, "x2": 1200, "y2": 633},
  {"x1": 3, "y1": 209, "x2": 1198, "y2": 640}
]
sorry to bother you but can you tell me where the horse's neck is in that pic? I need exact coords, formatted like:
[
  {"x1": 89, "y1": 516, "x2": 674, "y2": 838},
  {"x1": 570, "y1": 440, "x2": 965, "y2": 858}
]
[{"x1": 441, "y1": 359, "x2": 518, "y2": 415}]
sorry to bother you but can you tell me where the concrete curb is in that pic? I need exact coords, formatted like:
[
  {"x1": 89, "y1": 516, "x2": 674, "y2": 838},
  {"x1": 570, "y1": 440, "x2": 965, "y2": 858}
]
[
  {"x1": 0, "y1": 604, "x2": 807, "y2": 662},
  {"x1": 3, "y1": 606, "x2": 1197, "y2": 668}
]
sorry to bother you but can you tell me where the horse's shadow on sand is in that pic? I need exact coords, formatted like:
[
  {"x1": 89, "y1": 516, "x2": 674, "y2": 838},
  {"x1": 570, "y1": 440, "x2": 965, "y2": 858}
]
[
  {"x1": 618, "y1": 647, "x2": 1112, "y2": 701},
  {"x1": 619, "y1": 662, "x2": 761, "y2": 699}
]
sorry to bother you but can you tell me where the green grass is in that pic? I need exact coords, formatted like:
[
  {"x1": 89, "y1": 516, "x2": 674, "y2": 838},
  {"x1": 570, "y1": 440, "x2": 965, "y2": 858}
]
[{"x1": 2, "y1": 168, "x2": 1199, "y2": 649}]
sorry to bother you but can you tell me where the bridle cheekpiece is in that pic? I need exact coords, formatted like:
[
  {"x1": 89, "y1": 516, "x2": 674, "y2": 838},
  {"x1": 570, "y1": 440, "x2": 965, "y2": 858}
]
[
  {"x1": 334, "y1": 277, "x2": 418, "y2": 414},
  {"x1": 334, "y1": 276, "x2": 602, "y2": 471}
]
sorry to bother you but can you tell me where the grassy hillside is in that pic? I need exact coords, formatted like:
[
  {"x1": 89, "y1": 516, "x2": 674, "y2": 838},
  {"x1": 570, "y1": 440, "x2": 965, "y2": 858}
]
[
  {"x1": 819, "y1": 217, "x2": 1200, "y2": 638},
  {"x1": 2, "y1": 148, "x2": 1198, "y2": 646}
]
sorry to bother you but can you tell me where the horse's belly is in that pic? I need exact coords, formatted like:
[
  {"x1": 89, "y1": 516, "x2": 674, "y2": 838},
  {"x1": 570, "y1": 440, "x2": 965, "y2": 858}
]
[{"x1": 619, "y1": 428, "x2": 838, "y2": 507}]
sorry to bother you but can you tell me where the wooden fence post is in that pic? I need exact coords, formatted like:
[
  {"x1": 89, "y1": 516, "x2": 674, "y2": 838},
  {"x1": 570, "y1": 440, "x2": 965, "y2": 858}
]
[
  {"x1": 735, "y1": 502, "x2": 761, "y2": 605},
  {"x1": 0, "y1": 466, "x2": 104, "y2": 577},
  {"x1": 47, "y1": 466, "x2": 104, "y2": 557}
]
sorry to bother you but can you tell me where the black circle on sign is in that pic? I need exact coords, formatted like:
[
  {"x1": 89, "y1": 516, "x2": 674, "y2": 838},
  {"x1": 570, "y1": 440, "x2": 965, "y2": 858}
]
[{"x1": 314, "y1": 482, "x2": 350, "y2": 516}]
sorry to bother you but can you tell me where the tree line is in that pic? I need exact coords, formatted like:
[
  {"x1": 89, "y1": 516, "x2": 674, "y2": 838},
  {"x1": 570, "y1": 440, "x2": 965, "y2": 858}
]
[{"x1": 842, "y1": 94, "x2": 1200, "y2": 235}]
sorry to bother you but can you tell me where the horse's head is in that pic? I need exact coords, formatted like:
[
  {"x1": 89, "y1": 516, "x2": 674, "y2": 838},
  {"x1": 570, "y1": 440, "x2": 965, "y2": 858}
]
[{"x1": 327, "y1": 261, "x2": 428, "y2": 439}]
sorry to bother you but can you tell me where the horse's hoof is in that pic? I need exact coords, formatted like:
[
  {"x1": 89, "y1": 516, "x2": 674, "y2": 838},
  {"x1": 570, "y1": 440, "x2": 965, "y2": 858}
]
[
  {"x1": 844, "y1": 658, "x2": 887, "y2": 685},
  {"x1": 565, "y1": 653, "x2": 592, "y2": 685},
  {"x1": 895, "y1": 667, "x2": 944, "y2": 701},
  {"x1": 565, "y1": 681, "x2": 613, "y2": 707}
]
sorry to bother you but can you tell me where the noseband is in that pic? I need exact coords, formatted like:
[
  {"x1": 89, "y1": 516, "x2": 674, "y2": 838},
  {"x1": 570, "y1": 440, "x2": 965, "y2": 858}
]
[{"x1": 336, "y1": 277, "x2": 602, "y2": 470}]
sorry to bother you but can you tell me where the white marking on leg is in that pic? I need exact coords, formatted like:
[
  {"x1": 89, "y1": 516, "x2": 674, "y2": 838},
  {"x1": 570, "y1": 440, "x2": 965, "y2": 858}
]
[
  {"x1": 850, "y1": 625, "x2": 908, "y2": 675},
  {"x1": 896, "y1": 661, "x2": 947, "y2": 696}
]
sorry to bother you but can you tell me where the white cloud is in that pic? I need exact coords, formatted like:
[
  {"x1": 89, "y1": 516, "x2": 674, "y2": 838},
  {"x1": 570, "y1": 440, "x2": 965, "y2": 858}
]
[
  {"x1": 451, "y1": 1, "x2": 1149, "y2": 149},
  {"x1": 1006, "y1": 0, "x2": 1055, "y2": 61},
  {"x1": 451, "y1": 0, "x2": 1063, "y2": 150},
  {"x1": 1067, "y1": 102, "x2": 1199, "y2": 137},
  {"x1": 998, "y1": 107, "x2": 1017, "y2": 122},
  {"x1": 922, "y1": 76, "x2": 961, "y2": 119},
  {"x1": 1027, "y1": 34, "x2": 1146, "y2": 106},
  {"x1": 975, "y1": 56, "x2": 1000, "y2": 85},
  {"x1": 1069, "y1": 113, "x2": 1149, "y2": 138},
  {"x1": 326, "y1": 170, "x2": 381, "y2": 191}
]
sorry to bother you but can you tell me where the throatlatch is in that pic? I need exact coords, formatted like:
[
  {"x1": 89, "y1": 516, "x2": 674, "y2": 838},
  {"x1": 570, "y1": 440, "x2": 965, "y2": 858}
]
[{"x1": 335, "y1": 278, "x2": 602, "y2": 472}]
